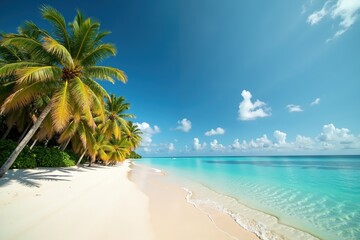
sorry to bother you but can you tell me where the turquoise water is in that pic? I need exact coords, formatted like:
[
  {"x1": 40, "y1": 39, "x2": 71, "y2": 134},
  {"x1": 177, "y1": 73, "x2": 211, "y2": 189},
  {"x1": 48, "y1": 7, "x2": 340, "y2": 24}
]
[{"x1": 137, "y1": 156, "x2": 360, "y2": 240}]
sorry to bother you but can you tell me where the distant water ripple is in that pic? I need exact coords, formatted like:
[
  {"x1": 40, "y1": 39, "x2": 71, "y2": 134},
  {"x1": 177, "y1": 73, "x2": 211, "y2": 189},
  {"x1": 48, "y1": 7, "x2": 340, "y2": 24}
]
[{"x1": 138, "y1": 156, "x2": 360, "y2": 240}]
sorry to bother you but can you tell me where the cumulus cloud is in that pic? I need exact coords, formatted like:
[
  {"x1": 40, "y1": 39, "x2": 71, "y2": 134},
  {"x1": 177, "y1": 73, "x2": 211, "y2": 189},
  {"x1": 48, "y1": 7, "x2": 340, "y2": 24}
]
[
  {"x1": 238, "y1": 90, "x2": 271, "y2": 120},
  {"x1": 135, "y1": 122, "x2": 160, "y2": 147},
  {"x1": 239, "y1": 135, "x2": 272, "y2": 150},
  {"x1": 168, "y1": 143, "x2": 174, "y2": 151},
  {"x1": 205, "y1": 127, "x2": 225, "y2": 136},
  {"x1": 295, "y1": 135, "x2": 315, "y2": 149},
  {"x1": 274, "y1": 130, "x2": 287, "y2": 145},
  {"x1": 311, "y1": 98, "x2": 321, "y2": 106},
  {"x1": 176, "y1": 118, "x2": 192, "y2": 132},
  {"x1": 318, "y1": 123, "x2": 356, "y2": 144},
  {"x1": 210, "y1": 139, "x2": 225, "y2": 151},
  {"x1": 287, "y1": 104, "x2": 303, "y2": 112},
  {"x1": 193, "y1": 138, "x2": 206, "y2": 151},
  {"x1": 228, "y1": 124, "x2": 359, "y2": 154},
  {"x1": 231, "y1": 139, "x2": 242, "y2": 150},
  {"x1": 307, "y1": 0, "x2": 360, "y2": 40}
]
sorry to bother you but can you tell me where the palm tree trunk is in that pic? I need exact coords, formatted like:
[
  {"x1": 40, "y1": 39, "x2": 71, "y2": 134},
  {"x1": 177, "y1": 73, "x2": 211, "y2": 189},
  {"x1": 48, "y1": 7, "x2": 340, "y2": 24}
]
[
  {"x1": 0, "y1": 103, "x2": 52, "y2": 178},
  {"x1": 29, "y1": 138, "x2": 38, "y2": 150},
  {"x1": 61, "y1": 138, "x2": 71, "y2": 151},
  {"x1": 18, "y1": 122, "x2": 32, "y2": 142},
  {"x1": 76, "y1": 149, "x2": 87, "y2": 166},
  {"x1": 1, "y1": 126, "x2": 13, "y2": 140}
]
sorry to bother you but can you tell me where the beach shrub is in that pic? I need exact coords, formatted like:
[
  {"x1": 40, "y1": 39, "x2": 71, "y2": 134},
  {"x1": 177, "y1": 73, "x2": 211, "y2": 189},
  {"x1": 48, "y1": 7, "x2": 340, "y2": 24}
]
[
  {"x1": 127, "y1": 151, "x2": 142, "y2": 159},
  {"x1": 33, "y1": 146, "x2": 76, "y2": 167},
  {"x1": 0, "y1": 140, "x2": 37, "y2": 169}
]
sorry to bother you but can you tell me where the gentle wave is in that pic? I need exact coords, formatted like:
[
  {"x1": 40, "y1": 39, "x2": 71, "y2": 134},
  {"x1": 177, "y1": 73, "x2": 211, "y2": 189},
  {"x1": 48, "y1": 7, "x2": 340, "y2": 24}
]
[{"x1": 182, "y1": 183, "x2": 320, "y2": 240}]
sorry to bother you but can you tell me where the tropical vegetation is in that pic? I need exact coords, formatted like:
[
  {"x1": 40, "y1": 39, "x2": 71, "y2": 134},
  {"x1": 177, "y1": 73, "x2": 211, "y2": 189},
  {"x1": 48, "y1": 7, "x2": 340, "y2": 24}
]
[{"x1": 0, "y1": 6, "x2": 142, "y2": 177}]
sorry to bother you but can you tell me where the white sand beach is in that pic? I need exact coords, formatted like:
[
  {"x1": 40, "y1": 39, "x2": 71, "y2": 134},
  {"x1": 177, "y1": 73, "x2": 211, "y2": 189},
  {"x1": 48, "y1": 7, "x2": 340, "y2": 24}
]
[
  {"x1": 0, "y1": 162, "x2": 154, "y2": 240},
  {"x1": 0, "y1": 161, "x2": 258, "y2": 240}
]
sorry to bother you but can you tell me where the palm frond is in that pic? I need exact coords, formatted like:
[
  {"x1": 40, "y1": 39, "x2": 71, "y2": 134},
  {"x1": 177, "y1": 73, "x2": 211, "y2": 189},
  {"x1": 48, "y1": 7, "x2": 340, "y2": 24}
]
[
  {"x1": 0, "y1": 81, "x2": 47, "y2": 114},
  {"x1": 73, "y1": 19, "x2": 100, "y2": 60},
  {"x1": 0, "y1": 62, "x2": 43, "y2": 77},
  {"x1": 82, "y1": 77, "x2": 110, "y2": 100},
  {"x1": 36, "y1": 114, "x2": 56, "y2": 141},
  {"x1": 90, "y1": 92, "x2": 106, "y2": 123},
  {"x1": 58, "y1": 121, "x2": 78, "y2": 143},
  {"x1": 80, "y1": 43, "x2": 116, "y2": 66},
  {"x1": 0, "y1": 80, "x2": 16, "y2": 104},
  {"x1": 69, "y1": 77, "x2": 92, "y2": 113},
  {"x1": 41, "y1": 5, "x2": 71, "y2": 51},
  {"x1": 42, "y1": 37, "x2": 74, "y2": 67},
  {"x1": 16, "y1": 66, "x2": 61, "y2": 84},
  {"x1": 19, "y1": 21, "x2": 50, "y2": 40},
  {"x1": 0, "y1": 45, "x2": 21, "y2": 62},
  {"x1": 94, "y1": 31, "x2": 111, "y2": 45},
  {"x1": 84, "y1": 66, "x2": 127, "y2": 83},
  {"x1": 1, "y1": 35, "x2": 50, "y2": 61},
  {"x1": 51, "y1": 81, "x2": 72, "y2": 132}
]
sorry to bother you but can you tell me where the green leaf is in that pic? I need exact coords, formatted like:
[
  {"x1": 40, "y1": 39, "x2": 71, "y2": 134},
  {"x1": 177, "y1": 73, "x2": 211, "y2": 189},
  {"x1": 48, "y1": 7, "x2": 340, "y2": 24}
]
[
  {"x1": 84, "y1": 66, "x2": 127, "y2": 83},
  {"x1": 42, "y1": 37, "x2": 74, "y2": 67}
]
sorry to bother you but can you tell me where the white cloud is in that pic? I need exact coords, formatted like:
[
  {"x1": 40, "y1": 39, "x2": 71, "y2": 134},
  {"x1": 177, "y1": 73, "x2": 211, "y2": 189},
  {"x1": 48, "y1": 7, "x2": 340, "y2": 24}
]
[
  {"x1": 193, "y1": 138, "x2": 207, "y2": 151},
  {"x1": 295, "y1": 135, "x2": 315, "y2": 149},
  {"x1": 311, "y1": 98, "x2": 321, "y2": 106},
  {"x1": 240, "y1": 135, "x2": 272, "y2": 149},
  {"x1": 210, "y1": 139, "x2": 225, "y2": 151},
  {"x1": 238, "y1": 90, "x2": 271, "y2": 121},
  {"x1": 176, "y1": 118, "x2": 192, "y2": 132},
  {"x1": 168, "y1": 143, "x2": 174, "y2": 151},
  {"x1": 205, "y1": 127, "x2": 225, "y2": 136},
  {"x1": 274, "y1": 130, "x2": 287, "y2": 145},
  {"x1": 307, "y1": 0, "x2": 360, "y2": 40},
  {"x1": 227, "y1": 124, "x2": 360, "y2": 154},
  {"x1": 231, "y1": 139, "x2": 242, "y2": 150},
  {"x1": 308, "y1": 2, "x2": 331, "y2": 25},
  {"x1": 135, "y1": 122, "x2": 160, "y2": 147},
  {"x1": 318, "y1": 123, "x2": 356, "y2": 144},
  {"x1": 287, "y1": 104, "x2": 303, "y2": 112}
]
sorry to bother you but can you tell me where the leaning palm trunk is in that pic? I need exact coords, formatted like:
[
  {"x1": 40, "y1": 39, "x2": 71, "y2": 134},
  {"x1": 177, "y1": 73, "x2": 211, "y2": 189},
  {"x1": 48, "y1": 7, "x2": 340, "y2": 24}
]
[
  {"x1": 29, "y1": 138, "x2": 39, "y2": 150},
  {"x1": 1, "y1": 126, "x2": 12, "y2": 140},
  {"x1": 61, "y1": 138, "x2": 71, "y2": 151},
  {"x1": 0, "y1": 103, "x2": 52, "y2": 177},
  {"x1": 18, "y1": 122, "x2": 32, "y2": 142},
  {"x1": 76, "y1": 148, "x2": 87, "y2": 166}
]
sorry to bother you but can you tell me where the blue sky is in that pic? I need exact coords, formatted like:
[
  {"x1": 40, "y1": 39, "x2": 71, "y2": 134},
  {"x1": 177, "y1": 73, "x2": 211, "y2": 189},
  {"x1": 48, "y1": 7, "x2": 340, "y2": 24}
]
[{"x1": 1, "y1": 0, "x2": 360, "y2": 156}]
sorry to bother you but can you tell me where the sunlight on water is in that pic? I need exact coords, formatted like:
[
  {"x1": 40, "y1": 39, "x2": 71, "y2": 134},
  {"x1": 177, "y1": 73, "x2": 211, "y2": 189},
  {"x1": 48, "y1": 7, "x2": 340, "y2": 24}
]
[{"x1": 137, "y1": 156, "x2": 360, "y2": 240}]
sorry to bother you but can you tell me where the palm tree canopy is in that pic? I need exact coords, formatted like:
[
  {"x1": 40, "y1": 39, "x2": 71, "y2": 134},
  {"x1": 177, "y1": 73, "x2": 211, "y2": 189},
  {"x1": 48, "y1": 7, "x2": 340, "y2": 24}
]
[
  {"x1": 99, "y1": 94, "x2": 135, "y2": 140},
  {"x1": 0, "y1": 6, "x2": 127, "y2": 134},
  {"x1": 124, "y1": 121, "x2": 142, "y2": 150}
]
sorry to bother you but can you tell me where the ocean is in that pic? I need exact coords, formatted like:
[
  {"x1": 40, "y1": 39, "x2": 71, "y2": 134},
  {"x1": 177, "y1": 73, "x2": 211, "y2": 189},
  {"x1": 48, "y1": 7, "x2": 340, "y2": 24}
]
[{"x1": 136, "y1": 156, "x2": 360, "y2": 240}]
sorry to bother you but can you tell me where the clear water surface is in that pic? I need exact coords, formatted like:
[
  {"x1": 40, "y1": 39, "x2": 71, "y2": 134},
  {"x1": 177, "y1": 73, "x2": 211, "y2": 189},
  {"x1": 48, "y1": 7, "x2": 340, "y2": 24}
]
[{"x1": 136, "y1": 156, "x2": 360, "y2": 240}]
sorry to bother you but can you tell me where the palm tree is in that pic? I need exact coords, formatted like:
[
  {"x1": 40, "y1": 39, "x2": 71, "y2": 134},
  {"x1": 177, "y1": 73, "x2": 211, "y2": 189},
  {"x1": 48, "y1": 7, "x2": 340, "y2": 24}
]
[
  {"x1": 106, "y1": 137, "x2": 131, "y2": 164},
  {"x1": 123, "y1": 121, "x2": 142, "y2": 150},
  {"x1": 0, "y1": 6, "x2": 126, "y2": 177},
  {"x1": 99, "y1": 94, "x2": 135, "y2": 140}
]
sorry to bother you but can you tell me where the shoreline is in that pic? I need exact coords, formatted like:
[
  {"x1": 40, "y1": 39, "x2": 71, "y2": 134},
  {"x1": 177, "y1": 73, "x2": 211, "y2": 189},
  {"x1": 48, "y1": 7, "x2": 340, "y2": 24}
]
[
  {"x1": 129, "y1": 162, "x2": 259, "y2": 240},
  {"x1": 129, "y1": 162, "x2": 321, "y2": 240}
]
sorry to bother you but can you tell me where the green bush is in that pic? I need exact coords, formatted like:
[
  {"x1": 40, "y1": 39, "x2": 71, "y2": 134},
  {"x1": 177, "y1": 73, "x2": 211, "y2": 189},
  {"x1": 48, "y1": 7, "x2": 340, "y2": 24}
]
[
  {"x1": 127, "y1": 151, "x2": 142, "y2": 159},
  {"x1": 0, "y1": 140, "x2": 37, "y2": 169},
  {"x1": 33, "y1": 146, "x2": 76, "y2": 167}
]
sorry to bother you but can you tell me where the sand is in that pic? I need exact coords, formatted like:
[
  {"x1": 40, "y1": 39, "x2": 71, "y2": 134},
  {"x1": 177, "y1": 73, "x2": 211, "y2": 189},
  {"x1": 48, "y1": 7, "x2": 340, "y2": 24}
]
[
  {"x1": 129, "y1": 163, "x2": 259, "y2": 240},
  {"x1": 0, "y1": 161, "x2": 259, "y2": 240},
  {"x1": 0, "y1": 162, "x2": 154, "y2": 240}
]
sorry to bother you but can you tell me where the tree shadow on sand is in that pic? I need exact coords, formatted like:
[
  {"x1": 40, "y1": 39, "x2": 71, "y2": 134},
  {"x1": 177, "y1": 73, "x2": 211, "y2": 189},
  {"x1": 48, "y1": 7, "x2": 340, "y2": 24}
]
[{"x1": 0, "y1": 166, "x2": 88, "y2": 188}]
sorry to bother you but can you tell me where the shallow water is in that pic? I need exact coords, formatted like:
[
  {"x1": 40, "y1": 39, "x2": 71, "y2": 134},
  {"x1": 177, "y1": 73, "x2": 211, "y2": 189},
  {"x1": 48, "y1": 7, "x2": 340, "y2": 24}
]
[{"x1": 137, "y1": 156, "x2": 360, "y2": 240}]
